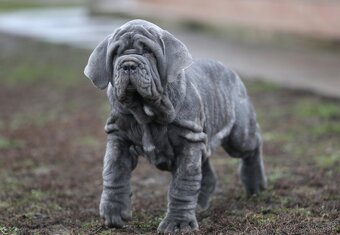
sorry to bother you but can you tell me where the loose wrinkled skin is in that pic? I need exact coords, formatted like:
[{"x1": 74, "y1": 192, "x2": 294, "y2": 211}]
[{"x1": 84, "y1": 19, "x2": 267, "y2": 234}]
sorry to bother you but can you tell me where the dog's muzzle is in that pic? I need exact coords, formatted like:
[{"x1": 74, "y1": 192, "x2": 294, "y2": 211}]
[{"x1": 114, "y1": 55, "x2": 152, "y2": 102}]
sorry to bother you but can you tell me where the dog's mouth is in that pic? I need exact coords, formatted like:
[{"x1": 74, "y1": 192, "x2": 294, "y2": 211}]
[
  {"x1": 114, "y1": 55, "x2": 158, "y2": 104},
  {"x1": 126, "y1": 83, "x2": 136, "y2": 92},
  {"x1": 115, "y1": 76, "x2": 151, "y2": 103}
]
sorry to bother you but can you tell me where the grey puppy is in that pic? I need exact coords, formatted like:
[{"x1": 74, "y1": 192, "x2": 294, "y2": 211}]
[{"x1": 84, "y1": 19, "x2": 267, "y2": 234}]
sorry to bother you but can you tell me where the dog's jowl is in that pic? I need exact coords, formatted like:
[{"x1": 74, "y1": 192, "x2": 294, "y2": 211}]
[{"x1": 84, "y1": 19, "x2": 267, "y2": 234}]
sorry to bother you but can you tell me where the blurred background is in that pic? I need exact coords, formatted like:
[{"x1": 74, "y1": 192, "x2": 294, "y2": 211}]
[{"x1": 0, "y1": 0, "x2": 339, "y2": 234}]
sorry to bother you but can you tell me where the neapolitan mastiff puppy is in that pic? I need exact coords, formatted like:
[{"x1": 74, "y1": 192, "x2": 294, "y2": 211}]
[{"x1": 84, "y1": 19, "x2": 267, "y2": 234}]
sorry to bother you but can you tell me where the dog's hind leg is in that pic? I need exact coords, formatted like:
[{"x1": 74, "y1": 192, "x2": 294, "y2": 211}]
[
  {"x1": 240, "y1": 144, "x2": 266, "y2": 196},
  {"x1": 197, "y1": 158, "x2": 217, "y2": 210},
  {"x1": 222, "y1": 114, "x2": 267, "y2": 196}
]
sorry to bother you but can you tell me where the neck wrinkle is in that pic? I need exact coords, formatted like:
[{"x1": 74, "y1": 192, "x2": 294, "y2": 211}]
[{"x1": 167, "y1": 70, "x2": 187, "y2": 116}]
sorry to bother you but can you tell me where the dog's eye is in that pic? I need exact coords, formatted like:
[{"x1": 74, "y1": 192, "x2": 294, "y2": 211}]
[{"x1": 143, "y1": 45, "x2": 152, "y2": 54}]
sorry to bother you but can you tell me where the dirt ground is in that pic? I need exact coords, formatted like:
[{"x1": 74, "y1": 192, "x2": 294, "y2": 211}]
[{"x1": 0, "y1": 34, "x2": 339, "y2": 234}]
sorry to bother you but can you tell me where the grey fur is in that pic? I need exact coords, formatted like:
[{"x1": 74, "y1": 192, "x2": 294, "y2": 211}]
[{"x1": 84, "y1": 19, "x2": 267, "y2": 234}]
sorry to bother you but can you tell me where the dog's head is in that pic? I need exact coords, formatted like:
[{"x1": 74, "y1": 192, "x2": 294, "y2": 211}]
[{"x1": 84, "y1": 20, "x2": 192, "y2": 104}]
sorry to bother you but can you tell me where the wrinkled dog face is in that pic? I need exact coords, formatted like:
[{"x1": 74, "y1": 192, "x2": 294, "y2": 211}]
[{"x1": 113, "y1": 48, "x2": 162, "y2": 103}]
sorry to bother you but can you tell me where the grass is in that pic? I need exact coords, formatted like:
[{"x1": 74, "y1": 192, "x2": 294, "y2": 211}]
[
  {"x1": 244, "y1": 80, "x2": 281, "y2": 93},
  {"x1": 0, "y1": 226, "x2": 19, "y2": 235},
  {"x1": 0, "y1": 0, "x2": 83, "y2": 12},
  {"x1": 0, "y1": 41, "x2": 89, "y2": 88},
  {"x1": 292, "y1": 98, "x2": 340, "y2": 139},
  {"x1": 0, "y1": 137, "x2": 24, "y2": 150},
  {"x1": 77, "y1": 136, "x2": 102, "y2": 149},
  {"x1": 0, "y1": 33, "x2": 339, "y2": 234},
  {"x1": 266, "y1": 167, "x2": 288, "y2": 184},
  {"x1": 295, "y1": 99, "x2": 340, "y2": 119},
  {"x1": 312, "y1": 123, "x2": 340, "y2": 137},
  {"x1": 314, "y1": 153, "x2": 340, "y2": 170}
]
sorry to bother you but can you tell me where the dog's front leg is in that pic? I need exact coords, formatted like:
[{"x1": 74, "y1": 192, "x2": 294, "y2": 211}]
[
  {"x1": 100, "y1": 133, "x2": 137, "y2": 228},
  {"x1": 158, "y1": 142, "x2": 202, "y2": 234}
]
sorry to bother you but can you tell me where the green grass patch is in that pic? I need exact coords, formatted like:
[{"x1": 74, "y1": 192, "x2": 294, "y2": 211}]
[
  {"x1": 0, "y1": 226, "x2": 19, "y2": 235},
  {"x1": 291, "y1": 207, "x2": 313, "y2": 218},
  {"x1": 262, "y1": 131, "x2": 293, "y2": 143},
  {"x1": 246, "y1": 212, "x2": 276, "y2": 226},
  {"x1": 81, "y1": 220, "x2": 101, "y2": 229},
  {"x1": 311, "y1": 122, "x2": 340, "y2": 137},
  {"x1": 132, "y1": 214, "x2": 163, "y2": 230},
  {"x1": 0, "y1": 136, "x2": 24, "y2": 150},
  {"x1": 97, "y1": 230, "x2": 113, "y2": 235},
  {"x1": 0, "y1": 0, "x2": 81, "y2": 12},
  {"x1": 13, "y1": 189, "x2": 62, "y2": 216},
  {"x1": 30, "y1": 189, "x2": 47, "y2": 201},
  {"x1": 0, "y1": 36, "x2": 89, "y2": 88},
  {"x1": 0, "y1": 137, "x2": 11, "y2": 150},
  {"x1": 2, "y1": 64, "x2": 48, "y2": 84},
  {"x1": 267, "y1": 167, "x2": 287, "y2": 184},
  {"x1": 77, "y1": 136, "x2": 102, "y2": 149},
  {"x1": 0, "y1": 1, "x2": 49, "y2": 11},
  {"x1": 9, "y1": 109, "x2": 60, "y2": 130},
  {"x1": 268, "y1": 207, "x2": 313, "y2": 218},
  {"x1": 0, "y1": 174, "x2": 21, "y2": 191},
  {"x1": 314, "y1": 153, "x2": 340, "y2": 170},
  {"x1": 0, "y1": 201, "x2": 10, "y2": 209},
  {"x1": 246, "y1": 80, "x2": 281, "y2": 93},
  {"x1": 295, "y1": 99, "x2": 340, "y2": 119},
  {"x1": 336, "y1": 225, "x2": 340, "y2": 233},
  {"x1": 293, "y1": 99, "x2": 340, "y2": 139},
  {"x1": 1, "y1": 62, "x2": 83, "y2": 87}
]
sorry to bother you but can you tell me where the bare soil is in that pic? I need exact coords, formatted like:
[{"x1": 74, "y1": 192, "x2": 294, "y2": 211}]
[{"x1": 0, "y1": 34, "x2": 339, "y2": 234}]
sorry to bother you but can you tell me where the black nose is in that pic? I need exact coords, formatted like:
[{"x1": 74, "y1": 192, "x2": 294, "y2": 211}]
[{"x1": 122, "y1": 61, "x2": 137, "y2": 72}]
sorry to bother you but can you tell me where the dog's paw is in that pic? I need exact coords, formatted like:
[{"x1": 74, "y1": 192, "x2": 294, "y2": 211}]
[
  {"x1": 197, "y1": 184, "x2": 216, "y2": 210},
  {"x1": 99, "y1": 199, "x2": 132, "y2": 228},
  {"x1": 157, "y1": 216, "x2": 198, "y2": 234},
  {"x1": 241, "y1": 162, "x2": 267, "y2": 196},
  {"x1": 197, "y1": 192, "x2": 211, "y2": 211}
]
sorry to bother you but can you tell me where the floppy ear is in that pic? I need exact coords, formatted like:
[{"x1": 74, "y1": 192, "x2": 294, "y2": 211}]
[
  {"x1": 84, "y1": 35, "x2": 118, "y2": 90},
  {"x1": 161, "y1": 30, "x2": 192, "y2": 83}
]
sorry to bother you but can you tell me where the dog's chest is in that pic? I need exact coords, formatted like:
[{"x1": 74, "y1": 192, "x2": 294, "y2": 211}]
[{"x1": 116, "y1": 117, "x2": 175, "y2": 171}]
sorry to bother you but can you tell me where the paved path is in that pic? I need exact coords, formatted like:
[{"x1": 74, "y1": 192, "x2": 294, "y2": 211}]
[
  {"x1": 0, "y1": 8, "x2": 339, "y2": 98},
  {"x1": 178, "y1": 31, "x2": 340, "y2": 98}
]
